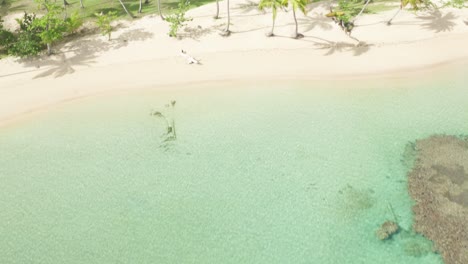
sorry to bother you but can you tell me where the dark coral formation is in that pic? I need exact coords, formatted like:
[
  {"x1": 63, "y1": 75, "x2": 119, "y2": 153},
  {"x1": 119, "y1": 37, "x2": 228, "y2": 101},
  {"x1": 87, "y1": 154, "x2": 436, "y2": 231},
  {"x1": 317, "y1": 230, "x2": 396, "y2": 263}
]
[
  {"x1": 376, "y1": 221, "x2": 399, "y2": 240},
  {"x1": 407, "y1": 135, "x2": 468, "y2": 264}
]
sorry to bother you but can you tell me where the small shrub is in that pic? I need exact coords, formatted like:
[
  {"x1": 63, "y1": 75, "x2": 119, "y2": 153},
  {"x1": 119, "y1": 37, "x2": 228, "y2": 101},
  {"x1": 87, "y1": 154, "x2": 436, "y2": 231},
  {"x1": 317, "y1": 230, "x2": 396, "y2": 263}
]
[
  {"x1": 8, "y1": 12, "x2": 44, "y2": 57},
  {"x1": 95, "y1": 11, "x2": 117, "y2": 41},
  {"x1": 16, "y1": 12, "x2": 38, "y2": 32},
  {"x1": 65, "y1": 11, "x2": 83, "y2": 34},
  {"x1": 165, "y1": 0, "x2": 192, "y2": 38},
  {"x1": 337, "y1": 0, "x2": 359, "y2": 21},
  {"x1": 33, "y1": 0, "x2": 70, "y2": 55},
  {"x1": 0, "y1": 17, "x2": 16, "y2": 54},
  {"x1": 445, "y1": 0, "x2": 465, "y2": 8}
]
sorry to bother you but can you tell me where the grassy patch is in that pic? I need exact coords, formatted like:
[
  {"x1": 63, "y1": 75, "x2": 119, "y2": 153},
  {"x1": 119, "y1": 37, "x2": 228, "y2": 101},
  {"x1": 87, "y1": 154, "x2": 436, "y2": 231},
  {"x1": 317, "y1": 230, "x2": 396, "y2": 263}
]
[
  {"x1": 366, "y1": 0, "x2": 399, "y2": 14},
  {"x1": 1, "y1": 0, "x2": 217, "y2": 20},
  {"x1": 336, "y1": 0, "x2": 398, "y2": 17}
]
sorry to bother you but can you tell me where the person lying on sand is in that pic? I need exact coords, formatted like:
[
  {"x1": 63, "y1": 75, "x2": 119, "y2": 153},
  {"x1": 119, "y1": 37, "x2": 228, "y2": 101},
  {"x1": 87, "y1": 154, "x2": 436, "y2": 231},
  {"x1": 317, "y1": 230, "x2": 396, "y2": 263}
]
[{"x1": 180, "y1": 50, "x2": 201, "y2": 65}]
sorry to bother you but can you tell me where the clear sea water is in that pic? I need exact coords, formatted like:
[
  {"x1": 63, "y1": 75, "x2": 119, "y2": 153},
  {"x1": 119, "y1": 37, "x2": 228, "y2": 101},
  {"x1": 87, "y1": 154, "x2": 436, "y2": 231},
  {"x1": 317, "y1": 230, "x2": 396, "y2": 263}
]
[{"x1": 1, "y1": 66, "x2": 467, "y2": 263}]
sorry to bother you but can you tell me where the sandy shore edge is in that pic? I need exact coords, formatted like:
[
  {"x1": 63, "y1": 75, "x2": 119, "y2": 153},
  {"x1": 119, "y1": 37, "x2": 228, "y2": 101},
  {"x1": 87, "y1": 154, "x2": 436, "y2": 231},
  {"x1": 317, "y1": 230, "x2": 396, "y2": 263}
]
[{"x1": 1, "y1": 0, "x2": 468, "y2": 127}]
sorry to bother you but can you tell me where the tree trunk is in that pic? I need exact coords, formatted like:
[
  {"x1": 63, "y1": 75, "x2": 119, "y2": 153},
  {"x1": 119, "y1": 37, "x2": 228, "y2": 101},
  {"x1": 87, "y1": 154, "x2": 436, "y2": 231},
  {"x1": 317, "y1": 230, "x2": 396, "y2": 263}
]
[
  {"x1": 354, "y1": 0, "x2": 371, "y2": 22},
  {"x1": 63, "y1": 0, "x2": 69, "y2": 6},
  {"x1": 268, "y1": 15, "x2": 275, "y2": 36},
  {"x1": 387, "y1": 7, "x2": 402, "y2": 25},
  {"x1": 214, "y1": 0, "x2": 219, "y2": 19},
  {"x1": 80, "y1": 0, "x2": 84, "y2": 8},
  {"x1": 118, "y1": 0, "x2": 134, "y2": 18},
  {"x1": 47, "y1": 43, "x2": 51, "y2": 55},
  {"x1": 157, "y1": 0, "x2": 165, "y2": 20},
  {"x1": 46, "y1": 19, "x2": 52, "y2": 56},
  {"x1": 292, "y1": 8, "x2": 298, "y2": 38},
  {"x1": 139, "y1": 0, "x2": 142, "y2": 13},
  {"x1": 226, "y1": 0, "x2": 230, "y2": 32},
  {"x1": 219, "y1": 0, "x2": 230, "y2": 36}
]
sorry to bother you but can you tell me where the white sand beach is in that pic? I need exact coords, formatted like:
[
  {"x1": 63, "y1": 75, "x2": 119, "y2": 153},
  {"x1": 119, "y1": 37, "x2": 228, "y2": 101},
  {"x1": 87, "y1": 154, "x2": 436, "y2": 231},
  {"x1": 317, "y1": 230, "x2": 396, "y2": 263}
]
[{"x1": 1, "y1": 0, "x2": 468, "y2": 125}]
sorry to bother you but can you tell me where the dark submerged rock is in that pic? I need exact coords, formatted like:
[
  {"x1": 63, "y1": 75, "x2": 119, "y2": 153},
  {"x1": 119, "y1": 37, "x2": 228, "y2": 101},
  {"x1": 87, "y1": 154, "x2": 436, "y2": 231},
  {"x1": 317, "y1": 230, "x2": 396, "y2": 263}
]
[{"x1": 376, "y1": 221, "x2": 399, "y2": 240}]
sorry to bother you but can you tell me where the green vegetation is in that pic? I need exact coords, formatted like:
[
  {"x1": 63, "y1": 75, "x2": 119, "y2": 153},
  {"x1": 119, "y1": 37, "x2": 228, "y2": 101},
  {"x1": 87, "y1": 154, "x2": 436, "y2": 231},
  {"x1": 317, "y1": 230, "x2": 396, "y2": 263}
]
[
  {"x1": 65, "y1": 11, "x2": 84, "y2": 34},
  {"x1": 0, "y1": 0, "x2": 216, "y2": 21},
  {"x1": 337, "y1": 0, "x2": 358, "y2": 21},
  {"x1": 328, "y1": 0, "x2": 376, "y2": 24},
  {"x1": 95, "y1": 10, "x2": 117, "y2": 40},
  {"x1": 33, "y1": 0, "x2": 70, "y2": 55},
  {"x1": 445, "y1": 0, "x2": 467, "y2": 8},
  {"x1": 365, "y1": 0, "x2": 398, "y2": 14},
  {"x1": 402, "y1": 0, "x2": 435, "y2": 9},
  {"x1": 0, "y1": 0, "x2": 466, "y2": 58},
  {"x1": 0, "y1": 0, "x2": 212, "y2": 57},
  {"x1": 325, "y1": 0, "x2": 391, "y2": 39},
  {"x1": 288, "y1": 0, "x2": 308, "y2": 38},
  {"x1": 258, "y1": 0, "x2": 288, "y2": 36},
  {"x1": 1, "y1": 0, "x2": 83, "y2": 57},
  {"x1": 0, "y1": 16, "x2": 15, "y2": 53},
  {"x1": 165, "y1": 0, "x2": 192, "y2": 37},
  {"x1": 7, "y1": 12, "x2": 43, "y2": 57}
]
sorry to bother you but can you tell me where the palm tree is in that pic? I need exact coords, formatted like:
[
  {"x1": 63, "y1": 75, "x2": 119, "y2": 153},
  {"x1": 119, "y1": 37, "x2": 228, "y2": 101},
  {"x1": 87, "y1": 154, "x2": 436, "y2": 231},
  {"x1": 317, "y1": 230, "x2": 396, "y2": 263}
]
[
  {"x1": 288, "y1": 0, "x2": 308, "y2": 38},
  {"x1": 258, "y1": 0, "x2": 287, "y2": 37},
  {"x1": 387, "y1": 0, "x2": 430, "y2": 25},
  {"x1": 214, "y1": 0, "x2": 220, "y2": 19},
  {"x1": 157, "y1": 0, "x2": 165, "y2": 20},
  {"x1": 220, "y1": 0, "x2": 231, "y2": 36},
  {"x1": 118, "y1": 0, "x2": 135, "y2": 18},
  {"x1": 325, "y1": 0, "x2": 371, "y2": 41},
  {"x1": 354, "y1": 0, "x2": 371, "y2": 21}
]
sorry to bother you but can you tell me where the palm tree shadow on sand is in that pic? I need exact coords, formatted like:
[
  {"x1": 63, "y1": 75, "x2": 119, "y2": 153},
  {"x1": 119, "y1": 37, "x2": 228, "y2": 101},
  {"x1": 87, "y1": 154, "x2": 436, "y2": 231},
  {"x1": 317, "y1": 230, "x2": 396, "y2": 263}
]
[
  {"x1": 17, "y1": 28, "x2": 153, "y2": 79},
  {"x1": 385, "y1": 10, "x2": 458, "y2": 33},
  {"x1": 234, "y1": 0, "x2": 266, "y2": 14},
  {"x1": 274, "y1": 34, "x2": 372, "y2": 56},
  {"x1": 297, "y1": 13, "x2": 334, "y2": 32},
  {"x1": 313, "y1": 40, "x2": 373, "y2": 56},
  {"x1": 177, "y1": 24, "x2": 225, "y2": 41},
  {"x1": 417, "y1": 10, "x2": 457, "y2": 33}
]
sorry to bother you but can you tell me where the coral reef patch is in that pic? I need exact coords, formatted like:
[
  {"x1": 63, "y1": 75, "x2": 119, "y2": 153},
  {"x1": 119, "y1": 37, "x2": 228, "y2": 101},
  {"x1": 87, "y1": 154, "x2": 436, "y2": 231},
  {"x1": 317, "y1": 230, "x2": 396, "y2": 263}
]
[
  {"x1": 376, "y1": 221, "x2": 399, "y2": 240},
  {"x1": 407, "y1": 135, "x2": 468, "y2": 264}
]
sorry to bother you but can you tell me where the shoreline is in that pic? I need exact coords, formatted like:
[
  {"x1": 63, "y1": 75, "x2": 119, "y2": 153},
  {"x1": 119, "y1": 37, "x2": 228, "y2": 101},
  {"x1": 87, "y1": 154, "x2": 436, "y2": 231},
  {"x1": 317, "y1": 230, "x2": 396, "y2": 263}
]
[
  {"x1": 1, "y1": 0, "x2": 468, "y2": 127},
  {"x1": 0, "y1": 56, "x2": 466, "y2": 130}
]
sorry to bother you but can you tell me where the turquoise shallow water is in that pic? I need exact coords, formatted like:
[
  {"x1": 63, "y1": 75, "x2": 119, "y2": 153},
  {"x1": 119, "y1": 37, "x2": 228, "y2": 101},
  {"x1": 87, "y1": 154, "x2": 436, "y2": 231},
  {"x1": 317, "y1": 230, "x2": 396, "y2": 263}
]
[{"x1": 1, "y1": 67, "x2": 468, "y2": 263}]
